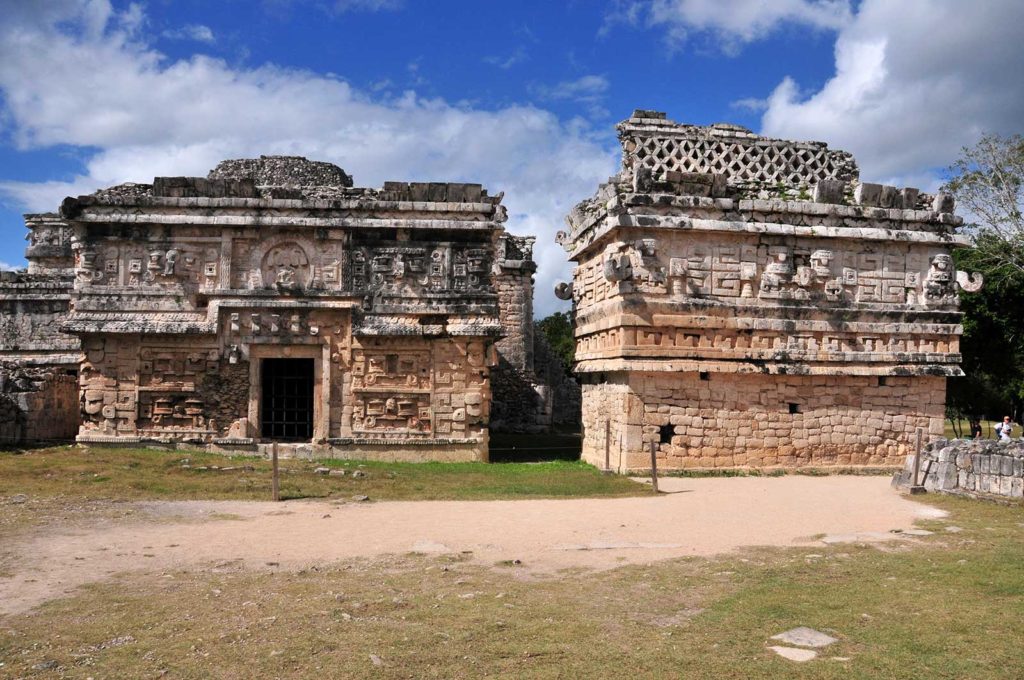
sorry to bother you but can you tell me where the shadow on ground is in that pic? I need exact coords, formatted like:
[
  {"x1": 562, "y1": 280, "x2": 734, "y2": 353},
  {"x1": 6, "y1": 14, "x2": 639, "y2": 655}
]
[{"x1": 488, "y1": 430, "x2": 582, "y2": 463}]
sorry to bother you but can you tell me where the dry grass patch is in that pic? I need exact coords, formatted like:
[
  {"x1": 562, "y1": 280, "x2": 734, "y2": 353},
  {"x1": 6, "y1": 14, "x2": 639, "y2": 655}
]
[
  {"x1": 0, "y1": 446, "x2": 644, "y2": 540},
  {"x1": 1, "y1": 495, "x2": 1022, "y2": 678}
]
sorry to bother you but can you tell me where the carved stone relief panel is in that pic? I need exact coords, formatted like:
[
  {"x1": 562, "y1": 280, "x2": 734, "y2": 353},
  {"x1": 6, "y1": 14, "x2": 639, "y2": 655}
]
[
  {"x1": 351, "y1": 349, "x2": 431, "y2": 391},
  {"x1": 579, "y1": 231, "x2": 984, "y2": 310},
  {"x1": 922, "y1": 253, "x2": 958, "y2": 307},
  {"x1": 26, "y1": 221, "x2": 71, "y2": 250},
  {"x1": 137, "y1": 393, "x2": 213, "y2": 433},
  {"x1": 231, "y1": 235, "x2": 344, "y2": 292},
  {"x1": 135, "y1": 344, "x2": 221, "y2": 434},
  {"x1": 348, "y1": 242, "x2": 492, "y2": 310},
  {"x1": 78, "y1": 336, "x2": 140, "y2": 435},
  {"x1": 602, "y1": 239, "x2": 666, "y2": 294},
  {"x1": 139, "y1": 347, "x2": 219, "y2": 390},
  {"x1": 261, "y1": 242, "x2": 310, "y2": 292},
  {"x1": 352, "y1": 393, "x2": 432, "y2": 434}
]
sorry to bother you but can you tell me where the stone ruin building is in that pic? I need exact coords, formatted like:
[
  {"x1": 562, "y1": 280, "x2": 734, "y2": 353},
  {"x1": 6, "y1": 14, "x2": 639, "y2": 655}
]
[
  {"x1": 0, "y1": 215, "x2": 80, "y2": 441},
  {"x1": 490, "y1": 234, "x2": 581, "y2": 433},
  {"x1": 0, "y1": 155, "x2": 578, "y2": 460},
  {"x1": 557, "y1": 110, "x2": 983, "y2": 472}
]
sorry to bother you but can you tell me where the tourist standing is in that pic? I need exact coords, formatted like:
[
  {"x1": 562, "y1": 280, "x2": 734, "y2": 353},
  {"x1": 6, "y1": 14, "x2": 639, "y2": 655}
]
[{"x1": 995, "y1": 416, "x2": 1013, "y2": 440}]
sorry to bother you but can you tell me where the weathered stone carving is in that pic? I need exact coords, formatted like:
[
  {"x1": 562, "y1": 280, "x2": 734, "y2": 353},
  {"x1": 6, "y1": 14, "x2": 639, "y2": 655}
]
[
  {"x1": 758, "y1": 249, "x2": 794, "y2": 299},
  {"x1": 955, "y1": 270, "x2": 984, "y2": 293},
  {"x1": 553, "y1": 281, "x2": 573, "y2": 300},
  {"x1": 6, "y1": 156, "x2": 513, "y2": 460},
  {"x1": 922, "y1": 254, "x2": 958, "y2": 306},
  {"x1": 603, "y1": 240, "x2": 665, "y2": 291},
  {"x1": 562, "y1": 111, "x2": 979, "y2": 472}
]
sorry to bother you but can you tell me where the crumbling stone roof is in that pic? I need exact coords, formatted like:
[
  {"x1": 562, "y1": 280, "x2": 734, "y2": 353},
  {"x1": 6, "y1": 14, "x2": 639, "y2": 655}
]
[
  {"x1": 64, "y1": 156, "x2": 500, "y2": 209},
  {"x1": 208, "y1": 155, "x2": 354, "y2": 187}
]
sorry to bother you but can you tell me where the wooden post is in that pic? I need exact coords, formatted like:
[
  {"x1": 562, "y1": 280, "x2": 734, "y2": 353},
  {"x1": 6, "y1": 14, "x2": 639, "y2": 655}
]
[
  {"x1": 604, "y1": 420, "x2": 611, "y2": 472},
  {"x1": 910, "y1": 426, "x2": 925, "y2": 494},
  {"x1": 617, "y1": 431, "x2": 624, "y2": 475},
  {"x1": 272, "y1": 441, "x2": 280, "y2": 502},
  {"x1": 649, "y1": 440, "x2": 659, "y2": 494}
]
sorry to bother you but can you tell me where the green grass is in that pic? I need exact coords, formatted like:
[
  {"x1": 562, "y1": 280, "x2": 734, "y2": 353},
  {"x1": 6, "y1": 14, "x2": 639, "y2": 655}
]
[
  {"x1": 945, "y1": 418, "x2": 1002, "y2": 440},
  {"x1": 0, "y1": 445, "x2": 644, "y2": 506},
  {"x1": 1, "y1": 494, "x2": 1022, "y2": 678}
]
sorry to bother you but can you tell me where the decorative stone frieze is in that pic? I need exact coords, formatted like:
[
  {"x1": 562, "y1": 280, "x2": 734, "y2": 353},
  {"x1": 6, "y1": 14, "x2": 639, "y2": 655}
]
[
  {"x1": 47, "y1": 156, "x2": 514, "y2": 460},
  {"x1": 561, "y1": 110, "x2": 982, "y2": 472}
]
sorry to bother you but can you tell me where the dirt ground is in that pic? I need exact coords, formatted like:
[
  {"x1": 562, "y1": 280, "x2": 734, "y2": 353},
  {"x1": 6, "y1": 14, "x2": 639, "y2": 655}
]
[{"x1": 0, "y1": 476, "x2": 942, "y2": 616}]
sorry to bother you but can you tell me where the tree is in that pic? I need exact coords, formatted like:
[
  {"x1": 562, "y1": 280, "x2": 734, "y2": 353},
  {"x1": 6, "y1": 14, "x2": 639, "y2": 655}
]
[
  {"x1": 944, "y1": 134, "x2": 1024, "y2": 426},
  {"x1": 944, "y1": 133, "x2": 1024, "y2": 276},
  {"x1": 948, "y1": 241, "x2": 1024, "y2": 425},
  {"x1": 535, "y1": 311, "x2": 575, "y2": 375}
]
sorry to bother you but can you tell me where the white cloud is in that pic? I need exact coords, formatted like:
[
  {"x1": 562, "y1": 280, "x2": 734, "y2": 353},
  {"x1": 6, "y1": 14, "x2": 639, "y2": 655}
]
[
  {"x1": 0, "y1": 260, "x2": 22, "y2": 271},
  {"x1": 484, "y1": 46, "x2": 528, "y2": 70},
  {"x1": 0, "y1": 0, "x2": 615, "y2": 317},
  {"x1": 730, "y1": 96, "x2": 767, "y2": 112},
  {"x1": 162, "y1": 24, "x2": 216, "y2": 44},
  {"x1": 530, "y1": 75, "x2": 611, "y2": 120},
  {"x1": 760, "y1": 0, "x2": 1024, "y2": 187},
  {"x1": 604, "y1": 0, "x2": 850, "y2": 52},
  {"x1": 532, "y1": 75, "x2": 609, "y2": 103}
]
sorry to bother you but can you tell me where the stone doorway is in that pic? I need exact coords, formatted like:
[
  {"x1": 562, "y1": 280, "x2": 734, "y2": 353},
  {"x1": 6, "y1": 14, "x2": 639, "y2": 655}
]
[{"x1": 260, "y1": 358, "x2": 314, "y2": 440}]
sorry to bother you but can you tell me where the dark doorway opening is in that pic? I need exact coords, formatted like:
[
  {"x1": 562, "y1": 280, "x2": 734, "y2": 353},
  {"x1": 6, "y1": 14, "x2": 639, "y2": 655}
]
[{"x1": 261, "y1": 358, "x2": 314, "y2": 440}]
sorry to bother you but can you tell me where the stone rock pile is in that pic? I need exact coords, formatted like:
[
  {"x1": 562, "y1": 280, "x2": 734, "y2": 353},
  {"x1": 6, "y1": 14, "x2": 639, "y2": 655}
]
[{"x1": 893, "y1": 438, "x2": 1024, "y2": 499}]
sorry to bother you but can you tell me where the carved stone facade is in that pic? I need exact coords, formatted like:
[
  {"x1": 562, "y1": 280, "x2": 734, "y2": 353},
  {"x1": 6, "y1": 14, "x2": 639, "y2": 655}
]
[
  {"x1": 0, "y1": 214, "x2": 81, "y2": 443},
  {"x1": 48, "y1": 156, "x2": 512, "y2": 460},
  {"x1": 559, "y1": 110, "x2": 982, "y2": 471}
]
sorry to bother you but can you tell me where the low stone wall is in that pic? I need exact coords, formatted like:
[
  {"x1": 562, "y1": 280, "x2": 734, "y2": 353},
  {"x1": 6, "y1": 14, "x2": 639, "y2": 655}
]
[{"x1": 893, "y1": 439, "x2": 1024, "y2": 500}]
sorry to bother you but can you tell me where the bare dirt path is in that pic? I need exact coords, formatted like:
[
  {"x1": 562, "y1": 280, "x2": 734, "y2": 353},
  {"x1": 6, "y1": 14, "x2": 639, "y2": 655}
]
[{"x1": 0, "y1": 476, "x2": 943, "y2": 616}]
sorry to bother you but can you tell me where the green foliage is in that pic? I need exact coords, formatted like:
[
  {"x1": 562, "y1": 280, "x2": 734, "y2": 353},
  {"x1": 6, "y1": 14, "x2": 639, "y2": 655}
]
[
  {"x1": 949, "y1": 244, "x2": 1024, "y2": 422},
  {"x1": 944, "y1": 135, "x2": 1024, "y2": 422},
  {"x1": 944, "y1": 133, "x2": 1024, "y2": 276},
  {"x1": 535, "y1": 310, "x2": 575, "y2": 373}
]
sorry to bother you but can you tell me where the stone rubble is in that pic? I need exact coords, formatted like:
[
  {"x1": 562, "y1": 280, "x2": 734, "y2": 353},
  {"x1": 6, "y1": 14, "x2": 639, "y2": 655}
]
[
  {"x1": 770, "y1": 627, "x2": 839, "y2": 648},
  {"x1": 893, "y1": 438, "x2": 1024, "y2": 500}
]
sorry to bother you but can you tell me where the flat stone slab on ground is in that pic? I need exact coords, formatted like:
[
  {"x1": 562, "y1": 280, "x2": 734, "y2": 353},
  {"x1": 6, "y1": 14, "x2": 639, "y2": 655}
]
[
  {"x1": 768, "y1": 646, "x2": 818, "y2": 662},
  {"x1": 770, "y1": 627, "x2": 838, "y2": 648}
]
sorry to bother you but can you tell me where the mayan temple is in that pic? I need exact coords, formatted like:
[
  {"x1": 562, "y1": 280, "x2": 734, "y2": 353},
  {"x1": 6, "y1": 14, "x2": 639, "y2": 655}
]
[
  {"x1": 558, "y1": 110, "x2": 983, "y2": 472},
  {"x1": 19, "y1": 156, "x2": 538, "y2": 461}
]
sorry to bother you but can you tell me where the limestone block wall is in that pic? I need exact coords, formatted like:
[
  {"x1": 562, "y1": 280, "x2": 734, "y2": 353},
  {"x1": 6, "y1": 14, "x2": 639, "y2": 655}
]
[
  {"x1": 0, "y1": 245, "x2": 81, "y2": 444},
  {"x1": 494, "y1": 236, "x2": 535, "y2": 374},
  {"x1": 0, "y1": 273, "x2": 77, "y2": 358},
  {"x1": 894, "y1": 439, "x2": 1024, "y2": 500},
  {"x1": 532, "y1": 332, "x2": 582, "y2": 428},
  {"x1": 491, "y1": 233, "x2": 583, "y2": 433},
  {"x1": 0, "y1": 364, "x2": 79, "y2": 443},
  {"x1": 582, "y1": 372, "x2": 944, "y2": 471}
]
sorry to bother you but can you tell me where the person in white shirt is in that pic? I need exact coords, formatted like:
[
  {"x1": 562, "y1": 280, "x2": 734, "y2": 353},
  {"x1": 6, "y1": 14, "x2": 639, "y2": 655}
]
[{"x1": 995, "y1": 416, "x2": 1013, "y2": 440}]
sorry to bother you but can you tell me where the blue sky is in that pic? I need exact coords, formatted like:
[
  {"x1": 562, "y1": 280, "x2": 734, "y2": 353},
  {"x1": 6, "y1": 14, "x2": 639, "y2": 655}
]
[{"x1": 2, "y1": 0, "x2": 1023, "y2": 315}]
